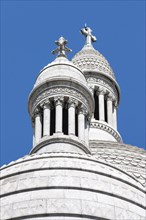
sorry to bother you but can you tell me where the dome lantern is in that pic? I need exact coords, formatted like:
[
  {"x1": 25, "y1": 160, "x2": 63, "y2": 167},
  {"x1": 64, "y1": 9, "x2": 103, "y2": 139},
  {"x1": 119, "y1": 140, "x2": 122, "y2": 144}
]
[
  {"x1": 28, "y1": 36, "x2": 94, "y2": 155},
  {"x1": 72, "y1": 26, "x2": 122, "y2": 143}
]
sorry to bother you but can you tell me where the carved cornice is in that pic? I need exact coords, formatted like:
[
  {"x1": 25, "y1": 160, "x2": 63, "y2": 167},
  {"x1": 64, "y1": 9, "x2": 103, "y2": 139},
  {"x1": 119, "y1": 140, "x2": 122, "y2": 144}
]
[
  {"x1": 31, "y1": 87, "x2": 90, "y2": 115},
  {"x1": 90, "y1": 121, "x2": 122, "y2": 143}
]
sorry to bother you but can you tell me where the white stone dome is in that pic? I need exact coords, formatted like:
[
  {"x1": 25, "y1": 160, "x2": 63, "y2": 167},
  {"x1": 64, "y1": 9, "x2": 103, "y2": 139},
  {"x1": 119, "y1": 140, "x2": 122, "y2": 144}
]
[
  {"x1": 72, "y1": 45, "x2": 116, "y2": 81},
  {"x1": 34, "y1": 56, "x2": 87, "y2": 88},
  {"x1": 1, "y1": 151, "x2": 145, "y2": 220}
]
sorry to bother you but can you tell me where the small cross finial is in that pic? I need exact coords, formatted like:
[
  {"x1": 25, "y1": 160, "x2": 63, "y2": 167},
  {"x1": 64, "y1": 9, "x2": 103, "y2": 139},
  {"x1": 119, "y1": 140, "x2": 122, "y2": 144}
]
[
  {"x1": 52, "y1": 36, "x2": 72, "y2": 58},
  {"x1": 80, "y1": 25, "x2": 97, "y2": 46}
]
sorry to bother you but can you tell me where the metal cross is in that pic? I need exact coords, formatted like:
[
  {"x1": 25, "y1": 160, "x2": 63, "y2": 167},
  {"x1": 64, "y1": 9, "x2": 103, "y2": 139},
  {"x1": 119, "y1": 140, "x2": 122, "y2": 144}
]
[
  {"x1": 52, "y1": 36, "x2": 72, "y2": 57},
  {"x1": 80, "y1": 24, "x2": 97, "y2": 45}
]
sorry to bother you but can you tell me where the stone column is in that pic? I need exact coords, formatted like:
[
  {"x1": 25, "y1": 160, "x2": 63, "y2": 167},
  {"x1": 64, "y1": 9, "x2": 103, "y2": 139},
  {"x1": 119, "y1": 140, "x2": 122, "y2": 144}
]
[
  {"x1": 113, "y1": 101, "x2": 117, "y2": 130},
  {"x1": 41, "y1": 100, "x2": 51, "y2": 136},
  {"x1": 98, "y1": 87, "x2": 106, "y2": 121},
  {"x1": 89, "y1": 85, "x2": 95, "y2": 119},
  {"x1": 34, "y1": 108, "x2": 42, "y2": 144},
  {"x1": 107, "y1": 94, "x2": 113, "y2": 126},
  {"x1": 68, "y1": 98, "x2": 78, "y2": 135},
  {"x1": 54, "y1": 97, "x2": 64, "y2": 133},
  {"x1": 85, "y1": 116, "x2": 90, "y2": 145},
  {"x1": 78, "y1": 105, "x2": 86, "y2": 141}
]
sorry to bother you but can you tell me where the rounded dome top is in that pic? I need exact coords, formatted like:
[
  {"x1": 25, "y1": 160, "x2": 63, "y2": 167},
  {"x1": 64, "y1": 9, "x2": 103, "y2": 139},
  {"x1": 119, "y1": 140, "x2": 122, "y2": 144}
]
[
  {"x1": 34, "y1": 56, "x2": 87, "y2": 88},
  {"x1": 72, "y1": 44, "x2": 116, "y2": 80}
]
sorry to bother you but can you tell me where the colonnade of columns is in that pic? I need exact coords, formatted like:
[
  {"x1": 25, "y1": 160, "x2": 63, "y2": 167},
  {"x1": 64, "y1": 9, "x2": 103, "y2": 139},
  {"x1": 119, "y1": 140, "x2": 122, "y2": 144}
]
[
  {"x1": 33, "y1": 97, "x2": 89, "y2": 146},
  {"x1": 92, "y1": 86, "x2": 117, "y2": 130}
]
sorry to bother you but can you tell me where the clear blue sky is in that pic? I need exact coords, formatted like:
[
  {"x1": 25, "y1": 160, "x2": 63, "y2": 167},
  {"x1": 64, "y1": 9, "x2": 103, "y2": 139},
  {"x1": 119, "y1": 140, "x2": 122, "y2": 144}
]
[{"x1": 1, "y1": 0, "x2": 145, "y2": 166}]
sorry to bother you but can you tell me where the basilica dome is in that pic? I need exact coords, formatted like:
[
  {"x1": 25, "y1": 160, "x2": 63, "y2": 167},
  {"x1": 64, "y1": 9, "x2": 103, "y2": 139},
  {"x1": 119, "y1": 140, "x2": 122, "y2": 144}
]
[
  {"x1": 72, "y1": 44, "x2": 116, "y2": 81},
  {"x1": 1, "y1": 149, "x2": 145, "y2": 220},
  {"x1": 34, "y1": 56, "x2": 87, "y2": 88}
]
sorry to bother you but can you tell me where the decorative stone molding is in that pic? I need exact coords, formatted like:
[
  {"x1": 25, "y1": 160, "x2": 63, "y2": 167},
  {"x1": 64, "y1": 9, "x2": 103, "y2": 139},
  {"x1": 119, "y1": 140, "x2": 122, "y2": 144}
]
[
  {"x1": 90, "y1": 121, "x2": 122, "y2": 143},
  {"x1": 32, "y1": 88, "x2": 88, "y2": 114}
]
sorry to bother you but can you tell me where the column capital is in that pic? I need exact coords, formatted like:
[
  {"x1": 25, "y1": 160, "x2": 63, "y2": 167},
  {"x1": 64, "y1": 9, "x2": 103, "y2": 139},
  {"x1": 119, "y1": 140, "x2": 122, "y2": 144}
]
[
  {"x1": 40, "y1": 99, "x2": 50, "y2": 109},
  {"x1": 78, "y1": 104, "x2": 88, "y2": 115},
  {"x1": 89, "y1": 85, "x2": 94, "y2": 94},
  {"x1": 54, "y1": 96, "x2": 64, "y2": 106},
  {"x1": 68, "y1": 97, "x2": 78, "y2": 108},
  {"x1": 97, "y1": 87, "x2": 106, "y2": 95},
  {"x1": 107, "y1": 93, "x2": 114, "y2": 101},
  {"x1": 113, "y1": 99, "x2": 118, "y2": 108},
  {"x1": 34, "y1": 107, "x2": 40, "y2": 117}
]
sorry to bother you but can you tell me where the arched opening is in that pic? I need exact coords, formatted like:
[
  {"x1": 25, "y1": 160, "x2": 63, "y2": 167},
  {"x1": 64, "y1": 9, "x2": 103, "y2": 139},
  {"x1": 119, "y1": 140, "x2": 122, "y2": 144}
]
[
  {"x1": 104, "y1": 98, "x2": 107, "y2": 122},
  {"x1": 94, "y1": 90, "x2": 99, "y2": 120},
  {"x1": 75, "y1": 107, "x2": 78, "y2": 137},
  {"x1": 63, "y1": 102, "x2": 68, "y2": 135},
  {"x1": 50, "y1": 101, "x2": 55, "y2": 135}
]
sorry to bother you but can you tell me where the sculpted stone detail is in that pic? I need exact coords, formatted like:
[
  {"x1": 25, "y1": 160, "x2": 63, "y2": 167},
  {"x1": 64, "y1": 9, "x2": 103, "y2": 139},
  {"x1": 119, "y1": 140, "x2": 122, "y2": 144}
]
[
  {"x1": 78, "y1": 104, "x2": 88, "y2": 115},
  {"x1": 97, "y1": 86, "x2": 106, "y2": 95},
  {"x1": 34, "y1": 107, "x2": 41, "y2": 116},
  {"x1": 68, "y1": 97, "x2": 78, "y2": 108},
  {"x1": 90, "y1": 121, "x2": 122, "y2": 143},
  {"x1": 52, "y1": 36, "x2": 72, "y2": 58},
  {"x1": 32, "y1": 88, "x2": 88, "y2": 114},
  {"x1": 54, "y1": 96, "x2": 64, "y2": 106},
  {"x1": 40, "y1": 99, "x2": 50, "y2": 109},
  {"x1": 80, "y1": 25, "x2": 96, "y2": 45},
  {"x1": 106, "y1": 93, "x2": 114, "y2": 101}
]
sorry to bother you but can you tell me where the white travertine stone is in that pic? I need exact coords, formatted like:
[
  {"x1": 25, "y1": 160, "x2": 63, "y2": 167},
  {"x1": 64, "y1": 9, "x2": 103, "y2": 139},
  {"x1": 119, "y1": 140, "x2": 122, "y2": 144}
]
[
  {"x1": 34, "y1": 108, "x2": 42, "y2": 143},
  {"x1": 41, "y1": 100, "x2": 51, "y2": 136},
  {"x1": 68, "y1": 98, "x2": 77, "y2": 135},
  {"x1": 78, "y1": 105, "x2": 86, "y2": 141},
  {"x1": 98, "y1": 87, "x2": 106, "y2": 121},
  {"x1": 54, "y1": 97, "x2": 64, "y2": 133},
  {"x1": 113, "y1": 102, "x2": 117, "y2": 130},
  {"x1": 107, "y1": 94, "x2": 113, "y2": 126},
  {"x1": 85, "y1": 118, "x2": 89, "y2": 145}
]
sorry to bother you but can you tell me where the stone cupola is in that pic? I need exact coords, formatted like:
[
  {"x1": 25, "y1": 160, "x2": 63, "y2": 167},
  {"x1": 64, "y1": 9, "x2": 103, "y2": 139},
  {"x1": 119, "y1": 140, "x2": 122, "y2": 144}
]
[
  {"x1": 72, "y1": 25, "x2": 122, "y2": 143},
  {"x1": 28, "y1": 36, "x2": 94, "y2": 155}
]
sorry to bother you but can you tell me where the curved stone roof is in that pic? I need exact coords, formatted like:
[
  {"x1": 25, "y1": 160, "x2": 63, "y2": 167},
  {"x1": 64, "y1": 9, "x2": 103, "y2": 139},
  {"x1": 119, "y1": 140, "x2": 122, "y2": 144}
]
[
  {"x1": 34, "y1": 56, "x2": 87, "y2": 88},
  {"x1": 72, "y1": 45, "x2": 116, "y2": 81},
  {"x1": 90, "y1": 141, "x2": 146, "y2": 187},
  {"x1": 1, "y1": 151, "x2": 145, "y2": 220}
]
